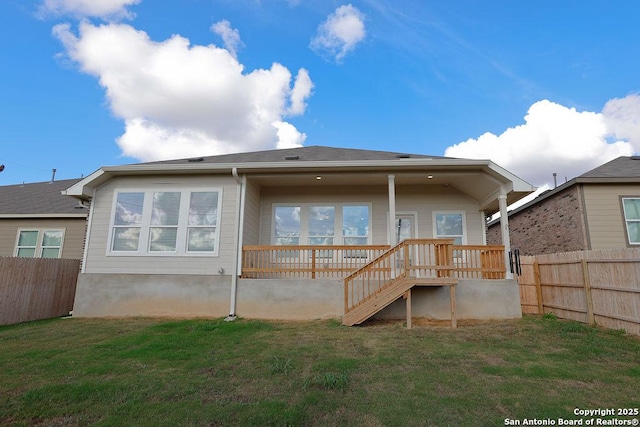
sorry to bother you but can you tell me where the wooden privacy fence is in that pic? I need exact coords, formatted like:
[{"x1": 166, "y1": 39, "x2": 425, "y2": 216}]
[
  {"x1": 0, "y1": 257, "x2": 80, "y2": 326},
  {"x1": 519, "y1": 249, "x2": 640, "y2": 335}
]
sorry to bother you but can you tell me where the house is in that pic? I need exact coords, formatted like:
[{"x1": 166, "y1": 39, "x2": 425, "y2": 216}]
[
  {"x1": 0, "y1": 178, "x2": 88, "y2": 259},
  {"x1": 487, "y1": 156, "x2": 640, "y2": 255},
  {"x1": 64, "y1": 146, "x2": 536, "y2": 324}
]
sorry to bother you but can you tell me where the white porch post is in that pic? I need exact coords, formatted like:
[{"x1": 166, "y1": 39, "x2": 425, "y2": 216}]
[
  {"x1": 388, "y1": 174, "x2": 396, "y2": 245},
  {"x1": 498, "y1": 192, "x2": 513, "y2": 279}
]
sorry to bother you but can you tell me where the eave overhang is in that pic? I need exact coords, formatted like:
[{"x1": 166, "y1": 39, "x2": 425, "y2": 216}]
[{"x1": 63, "y1": 157, "x2": 536, "y2": 214}]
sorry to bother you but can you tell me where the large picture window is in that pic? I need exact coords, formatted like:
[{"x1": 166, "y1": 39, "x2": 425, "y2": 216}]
[
  {"x1": 433, "y1": 212, "x2": 466, "y2": 245},
  {"x1": 272, "y1": 204, "x2": 370, "y2": 246},
  {"x1": 109, "y1": 189, "x2": 222, "y2": 255},
  {"x1": 622, "y1": 198, "x2": 640, "y2": 245},
  {"x1": 15, "y1": 229, "x2": 64, "y2": 258}
]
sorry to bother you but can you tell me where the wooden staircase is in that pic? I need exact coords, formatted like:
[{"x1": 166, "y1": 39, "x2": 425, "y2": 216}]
[{"x1": 342, "y1": 239, "x2": 458, "y2": 327}]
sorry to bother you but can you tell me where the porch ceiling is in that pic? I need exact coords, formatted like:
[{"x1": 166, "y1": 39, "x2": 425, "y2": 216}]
[{"x1": 247, "y1": 170, "x2": 522, "y2": 214}]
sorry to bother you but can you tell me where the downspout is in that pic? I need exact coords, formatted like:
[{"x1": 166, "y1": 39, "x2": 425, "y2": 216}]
[
  {"x1": 226, "y1": 167, "x2": 246, "y2": 321},
  {"x1": 388, "y1": 174, "x2": 396, "y2": 244},
  {"x1": 80, "y1": 188, "x2": 96, "y2": 274},
  {"x1": 498, "y1": 190, "x2": 513, "y2": 279}
]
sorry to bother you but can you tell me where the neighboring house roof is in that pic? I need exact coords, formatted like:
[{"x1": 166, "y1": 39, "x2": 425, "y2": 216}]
[
  {"x1": 579, "y1": 156, "x2": 640, "y2": 180},
  {"x1": 488, "y1": 156, "x2": 640, "y2": 226},
  {"x1": 64, "y1": 145, "x2": 536, "y2": 214},
  {"x1": 0, "y1": 178, "x2": 88, "y2": 218}
]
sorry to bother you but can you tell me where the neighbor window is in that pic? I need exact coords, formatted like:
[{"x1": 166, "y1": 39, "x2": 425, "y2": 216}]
[
  {"x1": 272, "y1": 204, "x2": 370, "y2": 246},
  {"x1": 15, "y1": 229, "x2": 64, "y2": 258},
  {"x1": 433, "y1": 212, "x2": 466, "y2": 245},
  {"x1": 109, "y1": 189, "x2": 221, "y2": 255},
  {"x1": 622, "y1": 198, "x2": 640, "y2": 245}
]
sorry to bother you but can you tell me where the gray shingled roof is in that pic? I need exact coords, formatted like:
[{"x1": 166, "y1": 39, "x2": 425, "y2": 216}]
[
  {"x1": 0, "y1": 178, "x2": 86, "y2": 215},
  {"x1": 149, "y1": 145, "x2": 446, "y2": 165},
  {"x1": 579, "y1": 156, "x2": 640, "y2": 179}
]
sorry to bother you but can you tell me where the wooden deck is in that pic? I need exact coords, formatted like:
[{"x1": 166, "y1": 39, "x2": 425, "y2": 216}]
[{"x1": 242, "y1": 240, "x2": 506, "y2": 328}]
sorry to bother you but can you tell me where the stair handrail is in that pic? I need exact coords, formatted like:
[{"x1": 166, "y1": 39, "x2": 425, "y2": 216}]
[{"x1": 344, "y1": 239, "x2": 455, "y2": 314}]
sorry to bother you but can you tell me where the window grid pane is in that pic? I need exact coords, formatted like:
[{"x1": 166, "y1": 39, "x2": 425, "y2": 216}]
[
  {"x1": 114, "y1": 192, "x2": 144, "y2": 225},
  {"x1": 151, "y1": 192, "x2": 181, "y2": 226},
  {"x1": 275, "y1": 206, "x2": 301, "y2": 245},
  {"x1": 309, "y1": 206, "x2": 335, "y2": 244},
  {"x1": 41, "y1": 248, "x2": 61, "y2": 258},
  {"x1": 18, "y1": 231, "x2": 38, "y2": 247},
  {"x1": 343, "y1": 206, "x2": 369, "y2": 244},
  {"x1": 149, "y1": 227, "x2": 178, "y2": 252},
  {"x1": 17, "y1": 248, "x2": 36, "y2": 258},
  {"x1": 112, "y1": 228, "x2": 141, "y2": 251},
  {"x1": 189, "y1": 192, "x2": 218, "y2": 226},
  {"x1": 188, "y1": 228, "x2": 216, "y2": 252}
]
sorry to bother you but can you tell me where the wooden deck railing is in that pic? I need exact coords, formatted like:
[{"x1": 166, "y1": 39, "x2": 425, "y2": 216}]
[
  {"x1": 241, "y1": 245, "x2": 391, "y2": 279},
  {"x1": 241, "y1": 242, "x2": 506, "y2": 280},
  {"x1": 451, "y1": 245, "x2": 506, "y2": 279}
]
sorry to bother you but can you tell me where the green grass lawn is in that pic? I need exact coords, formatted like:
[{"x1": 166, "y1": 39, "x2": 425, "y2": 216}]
[{"x1": 1, "y1": 315, "x2": 638, "y2": 426}]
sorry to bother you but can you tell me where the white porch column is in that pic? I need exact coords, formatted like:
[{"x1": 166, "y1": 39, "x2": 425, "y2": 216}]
[
  {"x1": 388, "y1": 174, "x2": 396, "y2": 245},
  {"x1": 498, "y1": 192, "x2": 514, "y2": 279}
]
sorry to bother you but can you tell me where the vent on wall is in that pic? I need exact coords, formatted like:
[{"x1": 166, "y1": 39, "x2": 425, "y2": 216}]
[
  {"x1": 396, "y1": 154, "x2": 411, "y2": 158},
  {"x1": 284, "y1": 155, "x2": 300, "y2": 160},
  {"x1": 188, "y1": 157, "x2": 204, "y2": 162}
]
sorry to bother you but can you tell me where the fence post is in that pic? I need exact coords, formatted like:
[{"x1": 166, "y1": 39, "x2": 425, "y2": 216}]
[
  {"x1": 534, "y1": 261, "x2": 543, "y2": 314},
  {"x1": 581, "y1": 259, "x2": 596, "y2": 325}
]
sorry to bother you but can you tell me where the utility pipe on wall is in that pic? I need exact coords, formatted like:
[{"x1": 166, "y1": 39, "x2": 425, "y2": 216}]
[{"x1": 227, "y1": 167, "x2": 246, "y2": 321}]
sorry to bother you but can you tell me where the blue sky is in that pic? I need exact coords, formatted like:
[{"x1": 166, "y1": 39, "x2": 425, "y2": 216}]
[{"x1": 1, "y1": 0, "x2": 640, "y2": 199}]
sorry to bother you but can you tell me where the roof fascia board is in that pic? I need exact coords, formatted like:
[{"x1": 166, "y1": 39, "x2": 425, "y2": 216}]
[
  {"x1": 63, "y1": 169, "x2": 105, "y2": 198},
  {"x1": 0, "y1": 213, "x2": 88, "y2": 219}
]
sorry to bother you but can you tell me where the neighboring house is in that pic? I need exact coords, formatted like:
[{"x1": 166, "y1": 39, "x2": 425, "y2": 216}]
[
  {"x1": 487, "y1": 156, "x2": 640, "y2": 255},
  {"x1": 0, "y1": 178, "x2": 88, "y2": 259},
  {"x1": 64, "y1": 146, "x2": 535, "y2": 323}
]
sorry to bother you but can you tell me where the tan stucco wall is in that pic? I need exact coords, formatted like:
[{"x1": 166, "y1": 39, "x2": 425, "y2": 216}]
[
  {"x1": 73, "y1": 274, "x2": 520, "y2": 321},
  {"x1": 73, "y1": 273, "x2": 231, "y2": 317},
  {"x1": 376, "y1": 279, "x2": 522, "y2": 320},
  {"x1": 236, "y1": 278, "x2": 343, "y2": 320}
]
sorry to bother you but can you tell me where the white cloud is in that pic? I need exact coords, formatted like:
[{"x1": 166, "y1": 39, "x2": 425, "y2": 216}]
[
  {"x1": 272, "y1": 121, "x2": 306, "y2": 149},
  {"x1": 211, "y1": 20, "x2": 243, "y2": 59},
  {"x1": 39, "y1": 0, "x2": 140, "y2": 20},
  {"x1": 310, "y1": 4, "x2": 365, "y2": 62},
  {"x1": 289, "y1": 69, "x2": 313, "y2": 115},
  {"x1": 445, "y1": 98, "x2": 636, "y2": 188},
  {"x1": 602, "y1": 94, "x2": 640, "y2": 146},
  {"x1": 53, "y1": 22, "x2": 313, "y2": 161}
]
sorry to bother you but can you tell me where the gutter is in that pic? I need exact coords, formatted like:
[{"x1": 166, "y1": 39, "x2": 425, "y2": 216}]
[{"x1": 226, "y1": 167, "x2": 245, "y2": 321}]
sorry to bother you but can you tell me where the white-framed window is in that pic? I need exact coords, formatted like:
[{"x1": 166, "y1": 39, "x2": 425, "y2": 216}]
[
  {"x1": 15, "y1": 229, "x2": 65, "y2": 258},
  {"x1": 108, "y1": 189, "x2": 222, "y2": 256},
  {"x1": 433, "y1": 211, "x2": 467, "y2": 245},
  {"x1": 272, "y1": 203, "x2": 370, "y2": 246},
  {"x1": 622, "y1": 198, "x2": 640, "y2": 245}
]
